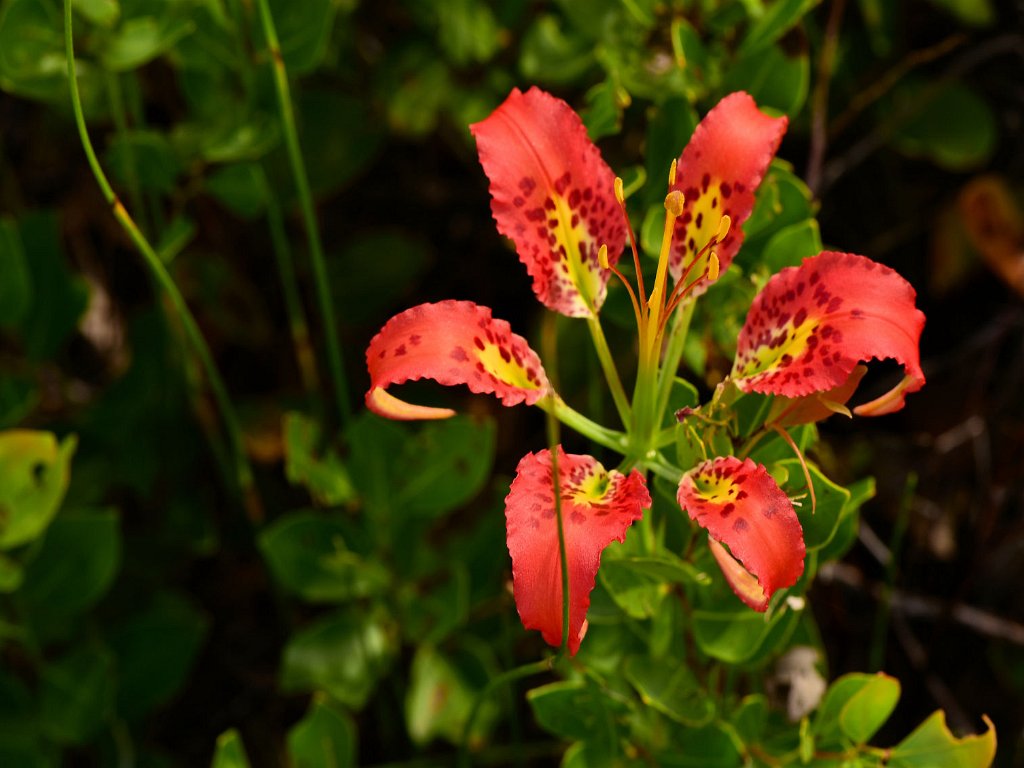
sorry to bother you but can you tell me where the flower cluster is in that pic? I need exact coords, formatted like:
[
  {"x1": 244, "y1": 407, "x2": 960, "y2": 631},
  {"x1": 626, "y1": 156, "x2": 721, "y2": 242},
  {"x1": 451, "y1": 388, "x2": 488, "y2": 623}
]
[{"x1": 365, "y1": 87, "x2": 925, "y2": 654}]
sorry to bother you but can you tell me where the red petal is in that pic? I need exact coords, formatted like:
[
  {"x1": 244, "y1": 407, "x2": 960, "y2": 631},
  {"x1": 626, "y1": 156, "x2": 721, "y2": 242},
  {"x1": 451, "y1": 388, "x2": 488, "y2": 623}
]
[
  {"x1": 505, "y1": 447, "x2": 650, "y2": 654},
  {"x1": 365, "y1": 301, "x2": 549, "y2": 420},
  {"x1": 470, "y1": 87, "x2": 627, "y2": 318},
  {"x1": 677, "y1": 457, "x2": 804, "y2": 611},
  {"x1": 769, "y1": 364, "x2": 868, "y2": 427},
  {"x1": 732, "y1": 252, "x2": 926, "y2": 416},
  {"x1": 669, "y1": 92, "x2": 787, "y2": 291}
]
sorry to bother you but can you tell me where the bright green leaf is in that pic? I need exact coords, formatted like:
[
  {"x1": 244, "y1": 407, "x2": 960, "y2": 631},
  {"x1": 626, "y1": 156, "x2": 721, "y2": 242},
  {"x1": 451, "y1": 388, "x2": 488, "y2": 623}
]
[
  {"x1": 405, "y1": 645, "x2": 497, "y2": 747},
  {"x1": 723, "y1": 44, "x2": 809, "y2": 117},
  {"x1": 839, "y1": 673, "x2": 900, "y2": 744},
  {"x1": 890, "y1": 711, "x2": 996, "y2": 768},
  {"x1": 0, "y1": 431, "x2": 76, "y2": 550},
  {"x1": 761, "y1": 219, "x2": 822, "y2": 273},
  {"x1": 519, "y1": 14, "x2": 594, "y2": 86},
  {"x1": 99, "y1": 14, "x2": 195, "y2": 71},
  {"x1": 740, "y1": 0, "x2": 820, "y2": 55},
  {"x1": 73, "y1": 0, "x2": 119, "y2": 27},
  {"x1": 211, "y1": 729, "x2": 251, "y2": 768},
  {"x1": 287, "y1": 695, "x2": 357, "y2": 768}
]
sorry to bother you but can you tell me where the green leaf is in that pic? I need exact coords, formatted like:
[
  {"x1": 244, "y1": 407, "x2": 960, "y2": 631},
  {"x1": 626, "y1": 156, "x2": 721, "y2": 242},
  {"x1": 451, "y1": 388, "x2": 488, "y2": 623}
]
[
  {"x1": 890, "y1": 80, "x2": 997, "y2": 170},
  {"x1": 732, "y1": 392, "x2": 775, "y2": 438},
  {"x1": 73, "y1": 0, "x2": 119, "y2": 27},
  {"x1": 740, "y1": 0, "x2": 820, "y2": 55},
  {"x1": 659, "y1": 722, "x2": 743, "y2": 767},
  {"x1": 731, "y1": 694, "x2": 768, "y2": 743},
  {"x1": 437, "y1": 0, "x2": 500, "y2": 65},
  {"x1": 527, "y1": 680, "x2": 629, "y2": 745},
  {"x1": 924, "y1": 0, "x2": 994, "y2": 26},
  {"x1": 283, "y1": 412, "x2": 355, "y2": 506},
  {"x1": 397, "y1": 565, "x2": 470, "y2": 645},
  {"x1": 107, "y1": 593, "x2": 208, "y2": 721},
  {"x1": 296, "y1": 90, "x2": 383, "y2": 195},
  {"x1": 0, "y1": 554, "x2": 22, "y2": 593},
  {"x1": 392, "y1": 416, "x2": 496, "y2": 519},
  {"x1": 281, "y1": 610, "x2": 394, "y2": 709},
  {"x1": 205, "y1": 163, "x2": 266, "y2": 219},
  {"x1": 599, "y1": 558, "x2": 668, "y2": 619},
  {"x1": 0, "y1": 219, "x2": 31, "y2": 329},
  {"x1": 625, "y1": 656, "x2": 714, "y2": 726},
  {"x1": 889, "y1": 711, "x2": 996, "y2": 768},
  {"x1": 582, "y1": 79, "x2": 626, "y2": 140},
  {"x1": 776, "y1": 459, "x2": 850, "y2": 552},
  {"x1": 287, "y1": 695, "x2": 357, "y2": 768},
  {"x1": 155, "y1": 215, "x2": 196, "y2": 264},
  {"x1": 723, "y1": 43, "x2": 809, "y2": 117},
  {"x1": 211, "y1": 729, "x2": 251, "y2": 768},
  {"x1": 519, "y1": 14, "x2": 595, "y2": 86},
  {"x1": 258, "y1": 511, "x2": 389, "y2": 602},
  {"x1": 265, "y1": 0, "x2": 335, "y2": 74},
  {"x1": 405, "y1": 644, "x2": 497, "y2": 747},
  {"x1": 99, "y1": 14, "x2": 195, "y2": 71},
  {"x1": 692, "y1": 603, "x2": 800, "y2": 664},
  {"x1": 839, "y1": 673, "x2": 900, "y2": 744},
  {"x1": 0, "y1": 431, "x2": 76, "y2": 550},
  {"x1": 39, "y1": 645, "x2": 115, "y2": 744},
  {"x1": 0, "y1": 376, "x2": 37, "y2": 430},
  {"x1": 761, "y1": 219, "x2": 822, "y2": 273},
  {"x1": 0, "y1": 0, "x2": 65, "y2": 100},
  {"x1": 18, "y1": 509, "x2": 121, "y2": 631}
]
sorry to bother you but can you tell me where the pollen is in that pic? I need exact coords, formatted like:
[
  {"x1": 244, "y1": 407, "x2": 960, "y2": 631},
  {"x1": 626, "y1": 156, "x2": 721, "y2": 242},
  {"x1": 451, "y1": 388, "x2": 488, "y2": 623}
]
[
  {"x1": 614, "y1": 176, "x2": 625, "y2": 205},
  {"x1": 598, "y1": 243, "x2": 609, "y2": 269},
  {"x1": 715, "y1": 214, "x2": 731, "y2": 243},
  {"x1": 664, "y1": 190, "x2": 685, "y2": 217},
  {"x1": 668, "y1": 158, "x2": 678, "y2": 187},
  {"x1": 708, "y1": 252, "x2": 720, "y2": 282}
]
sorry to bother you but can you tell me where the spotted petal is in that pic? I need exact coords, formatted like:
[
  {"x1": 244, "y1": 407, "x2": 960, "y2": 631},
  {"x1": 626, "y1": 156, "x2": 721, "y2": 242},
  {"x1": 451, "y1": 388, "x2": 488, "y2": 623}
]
[
  {"x1": 505, "y1": 447, "x2": 650, "y2": 655},
  {"x1": 470, "y1": 87, "x2": 627, "y2": 318},
  {"x1": 678, "y1": 457, "x2": 804, "y2": 611},
  {"x1": 670, "y1": 92, "x2": 787, "y2": 292},
  {"x1": 732, "y1": 252, "x2": 926, "y2": 417},
  {"x1": 365, "y1": 300, "x2": 549, "y2": 420}
]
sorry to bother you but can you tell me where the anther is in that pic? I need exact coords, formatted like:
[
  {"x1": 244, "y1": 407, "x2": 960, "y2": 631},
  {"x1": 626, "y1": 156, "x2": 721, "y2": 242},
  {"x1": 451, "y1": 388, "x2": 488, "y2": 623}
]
[
  {"x1": 664, "y1": 190, "x2": 685, "y2": 217},
  {"x1": 614, "y1": 177, "x2": 625, "y2": 205},
  {"x1": 668, "y1": 159, "x2": 677, "y2": 187},
  {"x1": 715, "y1": 214, "x2": 731, "y2": 243},
  {"x1": 598, "y1": 243, "x2": 609, "y2": 269},
  {"x1": 708, "y1": 251, "x2": 720, "y2": 282}
]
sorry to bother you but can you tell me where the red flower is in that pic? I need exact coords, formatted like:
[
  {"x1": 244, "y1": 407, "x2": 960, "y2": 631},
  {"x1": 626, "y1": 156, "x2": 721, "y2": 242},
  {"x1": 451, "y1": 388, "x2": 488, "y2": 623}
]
[
  {"x1": 505, "y1": 448, "x2": 650, "y2": 654},
  {"x1": 677, "y1": 457, "x2": 804, "y2": 611},
  {"x1": 732, "y1": 252, "x2": 926, "y2": 422}
]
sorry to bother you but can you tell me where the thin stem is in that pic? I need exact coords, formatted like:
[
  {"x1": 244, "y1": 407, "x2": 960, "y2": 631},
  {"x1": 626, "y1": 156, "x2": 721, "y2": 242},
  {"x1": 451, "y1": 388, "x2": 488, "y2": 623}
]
[
  {"x1": 586, "y1": 315, "x2": 631, "y2": 427},
  {"x1": 258, "y1": 167, "x2": 321, "y2": 395},
  {"x1": 253, "y1": 0, "x2": 351, "y2": 429},
  {"x1": 64, "y1": 0, "x2": 262, "y2": 525},
  {"x1": 535, "y1": 395, "x2": 627, "y2": 454},
  {"x1": 806, "y1": 0, "x2": 846, "y2": 197},
  {"x1": 654, "y1": 298, "x2": 695, "y2": 428}
]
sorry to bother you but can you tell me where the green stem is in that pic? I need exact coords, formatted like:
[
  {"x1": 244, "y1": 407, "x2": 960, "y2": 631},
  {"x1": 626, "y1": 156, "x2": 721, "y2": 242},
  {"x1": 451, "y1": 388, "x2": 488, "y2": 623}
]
[
  {"x1": 585, "y1": 315, "x2": 631, "y2": 428},
  {"x1": 258, "y1": 167, "x2": 321, "y2": 396},
  {"x1": 253, "y1": 0, "x2": 351, "y2": 430},
  {"x1": 64, "y1": 0, "x2": 262, "y2": 526},
  {"x1": 535, "y1": 395, "x2": 627, "y2": 454},
  {"x1": 654, "y1": 298, "x2": 695, "y2": 425}
]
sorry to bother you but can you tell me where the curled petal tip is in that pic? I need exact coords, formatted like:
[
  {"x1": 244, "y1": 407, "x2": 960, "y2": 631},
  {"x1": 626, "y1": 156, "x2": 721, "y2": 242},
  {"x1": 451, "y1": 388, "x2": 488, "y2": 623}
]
[
  {"x1": 366, "y1": 387, "x2": 455, "y2": 421},
  {"x1": 853, "y1": 373, "x2": 925, "y2": 416}
]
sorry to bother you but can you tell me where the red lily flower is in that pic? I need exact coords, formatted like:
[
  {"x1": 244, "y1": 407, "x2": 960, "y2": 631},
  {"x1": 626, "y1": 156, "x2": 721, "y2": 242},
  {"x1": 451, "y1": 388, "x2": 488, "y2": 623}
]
[
  {"x1": 677, "y1": 457, "x2": 804, "y2": 611},
  {"x1": 505, "y1": 448, "x2": 650, "y2": 654},
  {"x1": 731, "y1": 252, "x2": 926, "y2": 423},
  {"x1": 470, "y1": 87, "x2": 627, "y2": 319}
]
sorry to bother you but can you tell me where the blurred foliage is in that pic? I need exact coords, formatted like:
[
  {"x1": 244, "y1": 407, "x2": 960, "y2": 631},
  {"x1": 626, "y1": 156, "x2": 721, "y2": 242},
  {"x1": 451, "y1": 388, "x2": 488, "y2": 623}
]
[{"x1": 0, "y1": 0, "x2": 1020, "y2": 766}]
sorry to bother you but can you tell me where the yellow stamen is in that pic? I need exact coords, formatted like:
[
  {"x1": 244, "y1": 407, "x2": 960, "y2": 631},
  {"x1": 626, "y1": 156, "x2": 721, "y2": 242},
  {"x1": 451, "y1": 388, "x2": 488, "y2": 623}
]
[
  {"x1": 707, "y1": 251, "x2": 720, "y2": 282},
  {"x1": 668, "y1": 158, "x2": 677, "y2": 187},
  {"x1": 715, "y1": 214, "x2": 731, "y2": 243},
  {"x1": 598, "y1": 243, "x2": 609, "y2": 270},
  {"x1": 664, "y1": 190, "x2": 685, "y2": 217},
  {"x1": 614, "y1": 177, "x2": 625, "y2": 205}
]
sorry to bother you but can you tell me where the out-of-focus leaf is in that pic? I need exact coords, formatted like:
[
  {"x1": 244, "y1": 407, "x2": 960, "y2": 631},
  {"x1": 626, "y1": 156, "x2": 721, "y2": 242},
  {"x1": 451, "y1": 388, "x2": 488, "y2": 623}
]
[
  {"x1": 296, "y1": 89, "x2": 384, "y2": 196},
  {"x1": 957, "y1": 175, "x2": 1024, "y2": 297},
  {"x1": 283, "y1": 412, "x2": 355, "y2": 506},
  {"x1": 287, "y1": 696, "x2": 357, "y2": 768},
  {"x1": 761, "y1": 219, "x2": 822, "y2": 273},
  {"x1": 889, "y1": 712, "x2": 996, "y2": 767},
  {"x1": 582, "y1": 79, "x2": 627, "y2": 140},
  {"x1": 384, "y1": 55, "x2": 451, "y2": 137},
  {"x1": 0, "y1": 554, "x2": 22, "y2": 592},
  {"x1": 0, "y1": 219, "x2": 31, "y2": 329},
  {"x1": 890, "y1": 80, "x2": 997, "y2": 171},
  {"x1": 924, "y1": 0, "x2": 995, "y2": 26},
  {"x1": 205, "y1": 163, "x2": 267, "y2": 219},
  {"x1": 107, "y1": 593, "x2": 208, "y2": 721},
  {"x1": 625, "y1": 656, "x2": 715, "y2": 726},
  {"x1": 74, "y1": 0, "x2": 119, "y2": 26},
  {"x1": 527, "y1": 680, "x2": 630, "y2": 747},
  {"x1": 0, "y1": 431, "x2": 76, "y2": 550},
  {"x1": 740, "y1": 0, "x2": 820, "y2": 55},
  {"x1": 0, "y1": 0, "x2": 67, "y2": 101},
  {"x1": 99, "y1": 14, "x2": 195, "y2": 71},
  {"x1": 0, "y1": 377, "x2": 37, "y2": 430},
  {"x1": 39, "y1": 645, "x2": 115, "y2": 744},
  {"x1": 18, "y1": 509, "x2": 120, "y2": 630},
  {"x1": 658, "y1": 722, "x2": 744, "y2": 767},
  {"x1": 265, "y1": 0, "x2": 335, "y2": 74},
  {"x1": 281, "y1": 610, "x2": 394, "y2": 710},
  {"x1": 692, "y1": 601, "x2": 801, "y2": 664},
  {"x1": 438, "y1": 0, "x2": 500, "y2": 65},
  {"x1": 519, "y1": 15, "x2": 594, "y2": 86},
  {"x1": 405, "y1": 644, "x2": 498, "y2": 747},
  {"x1": 723, "y1": 43, "x2": 808, "y2": 117},
  {"x1": 397, "y1": 564, "x2": 469, "y2": 645},
  {"x1": 258, "y1": 511, "x2": 389, "y2": 602},
  {"x1": 211, "y1": 730, "x2": 251, "y2": 768},
  {"x1": 155, "y1": 215, "x2": 196, "y2": 264}
]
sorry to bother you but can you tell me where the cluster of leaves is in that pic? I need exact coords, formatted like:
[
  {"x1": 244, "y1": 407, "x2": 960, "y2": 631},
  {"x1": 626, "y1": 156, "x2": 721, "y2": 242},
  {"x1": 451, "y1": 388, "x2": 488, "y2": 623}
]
[{"x1": 0, "y1": 0, "x2": 1010, "y2": 766}]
